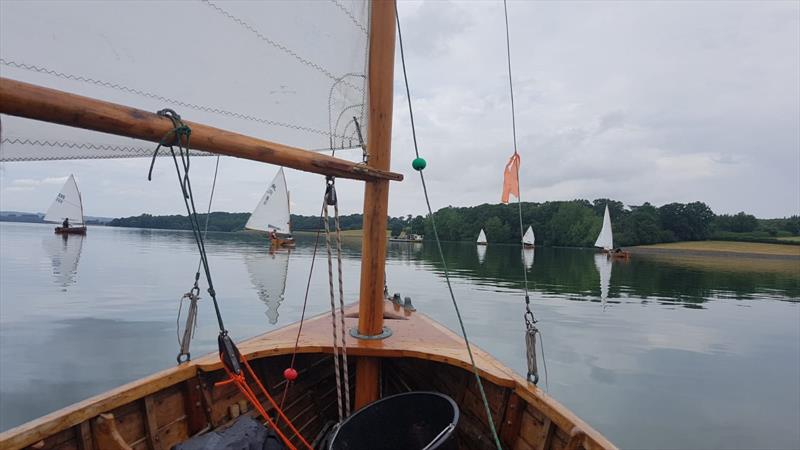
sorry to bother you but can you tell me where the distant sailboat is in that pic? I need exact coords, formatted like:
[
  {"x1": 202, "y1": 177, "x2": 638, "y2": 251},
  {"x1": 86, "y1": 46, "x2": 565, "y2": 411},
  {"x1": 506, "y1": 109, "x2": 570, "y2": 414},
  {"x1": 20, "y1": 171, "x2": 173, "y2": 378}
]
[
  {"x1": 245, "y1": 168, "x2": 295, "y2": 248},
  {"x1": 523, "y1": 226, "x2": 535, "y2": 248},
  {"x1": 594, "y1": 204, "x2": 630, "y2": 259},
  {"x1": 44, "y1": 174, "x2": 86, "y2": 235},
  {"x1": 245, "y1": 251, "x2": 290, "y2": 325},
  {"x1": 476, "y1": 228, "x2": 488, "y2": 246}
]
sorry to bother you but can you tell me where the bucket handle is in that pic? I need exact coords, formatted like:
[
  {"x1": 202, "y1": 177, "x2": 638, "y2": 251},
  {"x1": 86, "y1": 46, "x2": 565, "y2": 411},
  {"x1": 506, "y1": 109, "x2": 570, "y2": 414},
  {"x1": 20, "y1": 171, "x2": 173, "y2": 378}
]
[{"x1": 421, "y1": 423, "x2": 456, "y2": 450}]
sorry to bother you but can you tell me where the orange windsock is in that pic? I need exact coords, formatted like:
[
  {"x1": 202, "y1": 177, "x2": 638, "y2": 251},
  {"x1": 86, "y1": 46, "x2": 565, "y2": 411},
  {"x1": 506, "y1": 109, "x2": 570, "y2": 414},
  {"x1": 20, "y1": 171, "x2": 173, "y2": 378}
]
[{"x1": 501, "y1": 153, "x2": 521, "y2": 204}]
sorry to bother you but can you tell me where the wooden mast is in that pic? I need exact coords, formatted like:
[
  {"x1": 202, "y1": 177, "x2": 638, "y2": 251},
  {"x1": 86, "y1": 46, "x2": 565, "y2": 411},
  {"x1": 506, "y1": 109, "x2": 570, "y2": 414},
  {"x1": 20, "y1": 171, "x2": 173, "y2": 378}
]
[
  {"x1": 354, "y1": 0, "x2": 396, "y2": 408},
  {"x1": 0, "y1": 78, "x2": 402, "y2": 183}
]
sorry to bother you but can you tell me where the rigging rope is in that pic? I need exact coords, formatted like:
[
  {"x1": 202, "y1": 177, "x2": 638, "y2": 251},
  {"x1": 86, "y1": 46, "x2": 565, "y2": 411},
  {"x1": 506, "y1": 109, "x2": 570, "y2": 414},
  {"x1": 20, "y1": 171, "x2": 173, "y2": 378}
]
[
  {"x1": 176, "y1": 154, "x2": 221, "y2": 363},
  {"x1": 150, "y1": 109, "x2": 310, "y2": 446},
  {"x1": 395, "y1": 6, "x2": 503, "y2": 449},
  {"x1": 502, "y1": 0, "x2": 546, "y2": 387},
  {"x1": 278, "y1": 142, "x2": 353, "y2": 422},
  {"x1": 323, "y1": 177, "x2": 352, "y2": 420},
  {"x1": 216, "y1": 346, "x2": 313, "y2": 450}
]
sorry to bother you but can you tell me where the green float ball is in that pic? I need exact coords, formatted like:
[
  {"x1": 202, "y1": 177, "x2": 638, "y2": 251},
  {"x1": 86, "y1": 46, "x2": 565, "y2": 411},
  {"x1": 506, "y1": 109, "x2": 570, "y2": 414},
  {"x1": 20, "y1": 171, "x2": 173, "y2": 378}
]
[{"x1": 412, "y1": 157, "x2": 427, "y2": 171}]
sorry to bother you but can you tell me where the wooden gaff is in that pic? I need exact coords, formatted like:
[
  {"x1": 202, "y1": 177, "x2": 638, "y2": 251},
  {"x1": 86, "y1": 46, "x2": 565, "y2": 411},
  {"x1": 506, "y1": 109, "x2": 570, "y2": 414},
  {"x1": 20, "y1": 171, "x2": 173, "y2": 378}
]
[{"x1": 0, "y1": 78, "x2": 402, "y2": 183}]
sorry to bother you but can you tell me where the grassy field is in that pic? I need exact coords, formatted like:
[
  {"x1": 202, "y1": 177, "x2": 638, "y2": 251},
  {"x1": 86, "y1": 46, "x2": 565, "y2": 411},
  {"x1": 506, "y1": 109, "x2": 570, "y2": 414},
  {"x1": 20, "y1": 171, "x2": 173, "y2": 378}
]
[
  {"x1": 635, "y1": 240, "x2": 800, "y2": 257},
  {"x1": 636, "y1": 251, "x2": 800, "y2": 275},
  {"x1": 778, "y1": 236, "x2": 800, "y2": 243}
]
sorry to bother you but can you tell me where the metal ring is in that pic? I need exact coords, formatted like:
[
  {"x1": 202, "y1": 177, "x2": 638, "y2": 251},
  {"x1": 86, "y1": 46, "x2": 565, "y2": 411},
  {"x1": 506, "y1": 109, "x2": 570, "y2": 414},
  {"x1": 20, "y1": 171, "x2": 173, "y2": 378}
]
[
  {"x1": 177, "y1": 353, "x2": 191, "y2": 364},
  {"x1": 349, "y1": 326, "x2": 393, "y2": 340}
]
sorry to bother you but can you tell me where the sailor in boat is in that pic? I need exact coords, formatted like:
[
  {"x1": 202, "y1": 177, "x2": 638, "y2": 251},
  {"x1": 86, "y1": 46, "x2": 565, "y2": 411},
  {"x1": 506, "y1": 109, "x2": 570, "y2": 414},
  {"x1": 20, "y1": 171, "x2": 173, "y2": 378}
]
[{"x1": 62, "y1": 218, "x2": 69, "y2": 229}]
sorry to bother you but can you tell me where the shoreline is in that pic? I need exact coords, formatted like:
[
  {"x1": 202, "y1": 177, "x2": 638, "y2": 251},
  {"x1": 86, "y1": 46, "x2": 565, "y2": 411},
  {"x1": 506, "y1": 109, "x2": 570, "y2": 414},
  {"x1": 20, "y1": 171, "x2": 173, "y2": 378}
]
[{"x1": 631, "y1": 241, "x2": 800, "y2": 260}]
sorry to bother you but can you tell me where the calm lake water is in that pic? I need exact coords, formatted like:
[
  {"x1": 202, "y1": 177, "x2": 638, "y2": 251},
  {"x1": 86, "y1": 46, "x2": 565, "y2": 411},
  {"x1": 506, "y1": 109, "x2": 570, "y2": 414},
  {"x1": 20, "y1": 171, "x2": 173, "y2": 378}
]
[{"x1": 1, "y1": 221, "x2": 798, "y2": 449}]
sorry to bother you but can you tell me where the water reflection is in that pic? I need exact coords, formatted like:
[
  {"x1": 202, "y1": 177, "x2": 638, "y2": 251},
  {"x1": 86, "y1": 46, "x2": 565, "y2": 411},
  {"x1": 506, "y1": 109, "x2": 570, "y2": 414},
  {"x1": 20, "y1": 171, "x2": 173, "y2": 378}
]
[
  {"x1": 523, "y1": 247, "x2": 535, "y2": 270},
  {"x1": 41, "y1": 234, "x2": 84, "y2": 290},
  {"x1": 594, "y1": 253, "x2": 612, "y2": 306},
  {"x1": 2, "y1": 223, "x2": 798, "y2": 449},
  {"x1": 417, "y1": 242, "x2": 799, "y2": 304},
  {"x1": 245, "y1": 249, "x2": 290, "y2": 324},
  {"x1": 476, "y1": 244, "x2": 486, "y2": 264}
]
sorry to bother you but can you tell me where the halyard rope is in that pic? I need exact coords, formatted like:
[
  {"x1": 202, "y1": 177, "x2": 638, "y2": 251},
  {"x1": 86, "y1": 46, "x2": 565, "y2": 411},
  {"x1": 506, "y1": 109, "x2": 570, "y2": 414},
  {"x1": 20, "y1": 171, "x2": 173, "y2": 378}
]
[{"x1": 323, "y1": 179, "x2": 347, "y2": 421}]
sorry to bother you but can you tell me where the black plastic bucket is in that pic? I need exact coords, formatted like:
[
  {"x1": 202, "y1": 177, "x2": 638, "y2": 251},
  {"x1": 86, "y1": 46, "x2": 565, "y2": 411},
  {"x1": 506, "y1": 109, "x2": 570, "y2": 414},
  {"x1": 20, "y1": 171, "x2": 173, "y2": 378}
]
[{"x1": 329, "y1": 391, "x2": 459, "y2": 450}]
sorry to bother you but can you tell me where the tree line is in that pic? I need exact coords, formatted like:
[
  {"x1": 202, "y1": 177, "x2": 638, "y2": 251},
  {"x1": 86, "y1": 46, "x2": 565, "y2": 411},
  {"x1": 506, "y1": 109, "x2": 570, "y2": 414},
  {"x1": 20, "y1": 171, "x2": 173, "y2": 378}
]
[{"x1": 107, "y1": 200, "x2": 800, "y2": 247}]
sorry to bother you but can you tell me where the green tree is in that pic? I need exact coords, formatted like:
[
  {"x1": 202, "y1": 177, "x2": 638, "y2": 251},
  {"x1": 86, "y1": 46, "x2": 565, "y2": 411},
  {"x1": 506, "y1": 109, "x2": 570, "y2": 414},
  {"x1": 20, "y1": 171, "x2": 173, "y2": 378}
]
[
  {"x1": 548, "y1": 202, "x2": 598, "y2": 246},
  {"x1": 484, "y1": 216, "x2": 511, "y2": 242}
]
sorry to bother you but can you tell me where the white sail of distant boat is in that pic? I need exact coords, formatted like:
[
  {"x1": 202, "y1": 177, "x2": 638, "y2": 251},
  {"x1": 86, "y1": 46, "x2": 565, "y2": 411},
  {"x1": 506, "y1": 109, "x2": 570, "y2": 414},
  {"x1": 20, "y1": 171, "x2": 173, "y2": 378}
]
[
  {"x1": 245, "y1": 251, "x2": 290, "y2": 325},
  {"x1": 594, "y1": 205, "x2": 613, "y2": 251},
  {"x1": 43, "y1": 175, "x2": 84, "y2": 225},
  {"x1": 245, "y1": 168, "x2": 291, "y2": 234},
  {"x1": 594, "y1": 253, "x2": 612, "y2": 306},
  {"x1": 477, "y1": 229, "x2": 487, "y2": 245},
  {"x1": 42, "y1": 234, "x2": 84, "y2": 289},
  {"x1": 523, "y1": 226, "x2": 535, "y2": 247},
  {"x1": 523, "y1": 247, "x2": 535, "y2": 269},
  {"x1": 476, "y1": 245, "x2": 487, "y2": 264}
]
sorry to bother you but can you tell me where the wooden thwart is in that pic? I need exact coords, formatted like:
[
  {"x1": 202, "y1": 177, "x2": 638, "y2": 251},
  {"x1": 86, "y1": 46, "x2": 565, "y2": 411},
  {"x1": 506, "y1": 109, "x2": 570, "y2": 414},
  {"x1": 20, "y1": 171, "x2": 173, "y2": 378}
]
[{"x1": 0, "y1": 77, "x2": 403, "y2": 183}]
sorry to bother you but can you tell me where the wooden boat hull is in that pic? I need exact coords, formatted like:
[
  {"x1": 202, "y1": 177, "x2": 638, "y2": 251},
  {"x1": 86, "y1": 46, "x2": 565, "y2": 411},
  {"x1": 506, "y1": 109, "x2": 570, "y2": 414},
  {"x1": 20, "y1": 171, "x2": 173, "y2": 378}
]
[
  {"x1": 271, "y1": 237, "x2": 296, "y2": 248},
  {"x1": 599, "y1": 249, "x2": 630, "y2": 260},
  {"x1": 0, "y1": 301, "x2": 616, "y2": 450},
  {"x1": 54, "y1": 226, "x2": 87, "y2": 235}
]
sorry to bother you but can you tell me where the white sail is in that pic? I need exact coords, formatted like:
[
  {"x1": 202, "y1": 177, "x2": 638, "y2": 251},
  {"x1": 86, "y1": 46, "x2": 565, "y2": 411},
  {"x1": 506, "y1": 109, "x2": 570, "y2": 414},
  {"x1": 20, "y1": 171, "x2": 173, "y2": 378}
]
[
  {"x1": 523, "y1": 248, "x2": 535, "y2": 269},
  {"x1": 245, "y1": 250, "x2": 290, "y2": 325},
  {"x1": 477, "y1": 229, "x2": 487, "y2": 244},
  {"x1": 1, "y1": 2, "x2": 371, "y2": 161},
  {"x1": 523, "y1": 226, "x2": 535, "y2": 246},
  {"x1": 43, "y1": 175, "x2": 84, "y2": 225},
  {"x1": 594, "y1": 253, "x2": 612, "y2": 305},
  {"x1": 245, "y1": 168, "x2": 291, "y2": 234},
  {"x1": 594, "y1": 205, "x2": 613, "y2": 250}
]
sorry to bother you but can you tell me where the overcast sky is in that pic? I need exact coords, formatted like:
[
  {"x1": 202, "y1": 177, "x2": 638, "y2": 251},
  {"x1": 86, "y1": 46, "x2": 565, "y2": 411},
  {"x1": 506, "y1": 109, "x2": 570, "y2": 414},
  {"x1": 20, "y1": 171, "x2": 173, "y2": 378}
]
[{"x1": 1, "y1": 0, "x2": 798, "y2": 219}]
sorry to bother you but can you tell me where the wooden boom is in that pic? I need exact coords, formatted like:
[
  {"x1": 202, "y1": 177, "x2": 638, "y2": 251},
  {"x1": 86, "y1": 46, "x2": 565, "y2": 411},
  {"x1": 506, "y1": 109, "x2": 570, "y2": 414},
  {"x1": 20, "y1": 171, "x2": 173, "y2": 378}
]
[{"x1": 0, "y1": 77, "x2": 403, "y2": 183}]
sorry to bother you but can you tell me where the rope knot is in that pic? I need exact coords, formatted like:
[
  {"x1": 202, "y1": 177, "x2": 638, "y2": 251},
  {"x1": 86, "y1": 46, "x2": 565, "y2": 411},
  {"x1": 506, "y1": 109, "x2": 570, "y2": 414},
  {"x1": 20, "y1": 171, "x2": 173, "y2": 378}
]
[{"x1": 148, "y1": 108, "x2": 192, "y2": 181}]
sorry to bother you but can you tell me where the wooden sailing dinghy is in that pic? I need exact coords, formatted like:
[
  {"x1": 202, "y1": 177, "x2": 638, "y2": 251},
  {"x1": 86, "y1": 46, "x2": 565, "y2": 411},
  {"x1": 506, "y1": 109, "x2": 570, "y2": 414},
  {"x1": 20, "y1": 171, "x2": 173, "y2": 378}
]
[
  {"x1": 523, "y1": 226, "x2": 535, "y2": 249},
  {"x1": 245, "y1": 168, "x2": 296, "y2": 248},
  {"x1": 594, "y1": 205, "x2": 629, "y2": 259},
  {"x1": 44, "y1": 174, "x2": 87, "y2": 235},
  {"x1": 477, "y1": 229, "x2": 488, "y2": 246},
  {"x1": 0, "y1": 1, "x2": 616, "y2": 449}
]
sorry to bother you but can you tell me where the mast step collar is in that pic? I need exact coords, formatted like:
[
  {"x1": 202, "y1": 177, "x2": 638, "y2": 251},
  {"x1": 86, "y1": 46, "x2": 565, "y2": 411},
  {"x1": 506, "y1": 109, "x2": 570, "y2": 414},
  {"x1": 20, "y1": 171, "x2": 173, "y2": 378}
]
[{"x1": 349, "y1": 326, "x2": 393, "y2": 340}]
